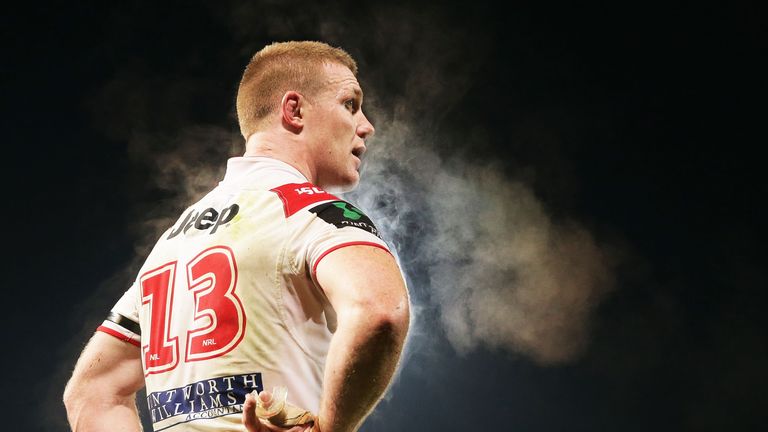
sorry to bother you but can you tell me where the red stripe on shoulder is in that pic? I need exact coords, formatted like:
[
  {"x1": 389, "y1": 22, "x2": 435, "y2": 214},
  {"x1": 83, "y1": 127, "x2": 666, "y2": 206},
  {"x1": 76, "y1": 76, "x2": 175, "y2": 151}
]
[
  {"x1": 312, "y1": 241, "x2": 392, "y2": 276},
  {"x1": 270, "y1": 183, "x2": 340, "y2": 217},
  {"x1": 97, "y1": 325, "x2": 140, "y2": 347}
]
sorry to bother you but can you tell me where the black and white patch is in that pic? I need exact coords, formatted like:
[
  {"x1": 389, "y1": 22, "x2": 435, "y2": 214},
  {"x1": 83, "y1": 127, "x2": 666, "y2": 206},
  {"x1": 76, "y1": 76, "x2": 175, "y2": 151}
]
[{"x1": 309, "y1": 201, "x2": 381, "y2": 238}]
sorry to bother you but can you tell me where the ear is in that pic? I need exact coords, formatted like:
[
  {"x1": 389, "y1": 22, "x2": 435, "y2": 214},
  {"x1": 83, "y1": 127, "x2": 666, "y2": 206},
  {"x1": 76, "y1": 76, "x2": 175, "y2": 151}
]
[{"x1": 280, "y1": 91, "x2": 304, "y2": 132}]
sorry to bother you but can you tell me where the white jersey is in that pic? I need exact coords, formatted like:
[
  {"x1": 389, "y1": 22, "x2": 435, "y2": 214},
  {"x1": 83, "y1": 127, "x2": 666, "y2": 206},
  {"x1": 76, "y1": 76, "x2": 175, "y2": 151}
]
[{"x1": 98, "y1": 157, "x2": 390, "y2": 431}]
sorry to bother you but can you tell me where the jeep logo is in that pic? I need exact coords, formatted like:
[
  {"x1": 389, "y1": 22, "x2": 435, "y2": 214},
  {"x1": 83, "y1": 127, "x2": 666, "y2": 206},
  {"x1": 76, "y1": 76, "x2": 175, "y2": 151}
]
[{"x1": 167, "y1": 204, "x2": 240, "y2": 239}]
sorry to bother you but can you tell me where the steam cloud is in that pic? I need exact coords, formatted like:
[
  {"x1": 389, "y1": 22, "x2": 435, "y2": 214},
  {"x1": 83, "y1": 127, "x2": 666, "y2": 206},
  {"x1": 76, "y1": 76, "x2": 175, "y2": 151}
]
[
  {"x1": 348, "y1": 121, "x2": 615, "y2": 364},
  {"x1": 125, "y1": 127, "x2": 241, "y2": 256}
]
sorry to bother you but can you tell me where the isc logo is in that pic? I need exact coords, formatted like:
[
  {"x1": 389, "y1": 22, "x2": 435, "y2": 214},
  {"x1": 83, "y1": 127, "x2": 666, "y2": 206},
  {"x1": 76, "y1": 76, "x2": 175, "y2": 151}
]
[{"x1": 294, "y1": 186, "x2": 326, "y2": 195}]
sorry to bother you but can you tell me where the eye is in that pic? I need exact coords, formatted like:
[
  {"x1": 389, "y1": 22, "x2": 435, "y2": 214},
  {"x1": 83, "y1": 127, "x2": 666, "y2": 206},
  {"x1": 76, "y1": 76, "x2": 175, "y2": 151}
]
[{"x1": 344, "y1": 99, "x2": 358, "y2": 113}]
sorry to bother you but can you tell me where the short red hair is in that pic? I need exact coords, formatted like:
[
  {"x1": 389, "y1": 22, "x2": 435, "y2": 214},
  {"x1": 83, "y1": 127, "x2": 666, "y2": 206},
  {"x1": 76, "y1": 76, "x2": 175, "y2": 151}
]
[{"x1": 236, "y1": 41, "x2": 358, "y2": 139}]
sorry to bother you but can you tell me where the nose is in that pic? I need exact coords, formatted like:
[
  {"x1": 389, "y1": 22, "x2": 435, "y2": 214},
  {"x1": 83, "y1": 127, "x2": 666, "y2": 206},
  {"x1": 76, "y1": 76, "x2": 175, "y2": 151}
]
[{"x1": 356, "y1": 111, "x2": 375, "y2": 140}]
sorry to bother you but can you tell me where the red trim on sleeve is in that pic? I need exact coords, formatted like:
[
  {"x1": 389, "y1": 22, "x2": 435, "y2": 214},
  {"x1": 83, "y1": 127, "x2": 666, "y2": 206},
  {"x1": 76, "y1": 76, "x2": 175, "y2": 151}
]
[
  {"x1": 270, "y1": 183, "x2": 340, "y2": 217},
  {"x1": 312, "y1": 241, "x2": 392, "y2": 276},
  {"x1": 97, "y1": 325, "x2": 140, "y2": 347}
]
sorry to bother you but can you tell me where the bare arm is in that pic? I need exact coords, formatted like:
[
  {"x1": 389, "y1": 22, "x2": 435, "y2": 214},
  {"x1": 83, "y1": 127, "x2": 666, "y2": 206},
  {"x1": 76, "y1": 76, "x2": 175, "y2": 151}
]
[
  {"x1": 63, "y1": 331, "x2": 145, "y2": 432},
  {"x1": 314, "y1": 245, "x2": 410, "y2": 432}
]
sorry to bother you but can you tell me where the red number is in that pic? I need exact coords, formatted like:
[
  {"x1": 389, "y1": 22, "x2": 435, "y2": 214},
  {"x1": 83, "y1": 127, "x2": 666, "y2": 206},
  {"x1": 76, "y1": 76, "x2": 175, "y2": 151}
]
[
  {"x1": 139, "y1": 246, "x2": 245, "y2": 375},
  {"x1": 140, "y1": 263, "x2": 179, "y2": 375},
  {"x1": 185, "y1": 246, "x2": 245, "y2": 361}
]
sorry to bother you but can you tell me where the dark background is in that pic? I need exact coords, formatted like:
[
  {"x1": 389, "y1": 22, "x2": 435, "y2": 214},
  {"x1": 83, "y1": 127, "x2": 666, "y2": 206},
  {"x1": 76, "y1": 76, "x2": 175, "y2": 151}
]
[{"x1": 4, "y1": 1, "x2": 766, "y2": 431}]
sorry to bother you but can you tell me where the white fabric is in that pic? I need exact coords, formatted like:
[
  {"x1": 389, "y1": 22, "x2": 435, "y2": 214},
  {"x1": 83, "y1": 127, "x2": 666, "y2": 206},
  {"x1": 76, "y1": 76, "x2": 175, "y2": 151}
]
[{"x1": 101, "y1": 156, "x2": 389, "y2": 431}]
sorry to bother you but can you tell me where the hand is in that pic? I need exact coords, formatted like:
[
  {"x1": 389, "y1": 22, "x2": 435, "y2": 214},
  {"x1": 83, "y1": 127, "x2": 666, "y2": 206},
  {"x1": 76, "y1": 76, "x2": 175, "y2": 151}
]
[{"x1": 242, "y1": 391, "x2": 315, "y2": 432}]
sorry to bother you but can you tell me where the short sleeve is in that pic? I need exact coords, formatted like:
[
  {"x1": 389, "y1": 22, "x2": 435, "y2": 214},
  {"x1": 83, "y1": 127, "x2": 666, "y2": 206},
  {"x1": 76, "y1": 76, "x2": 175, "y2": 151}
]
[
  {"x1": 295, "y1": 200, "x2": 391, "y2": 278},
  {"x1": 96, "y1": 281, "x2": 141, "y2": 346}
]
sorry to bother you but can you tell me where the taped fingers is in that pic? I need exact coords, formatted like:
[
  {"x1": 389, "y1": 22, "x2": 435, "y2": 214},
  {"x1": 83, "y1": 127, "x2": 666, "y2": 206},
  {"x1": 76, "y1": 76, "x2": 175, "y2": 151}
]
[{"x1": 243, "y1": 392, "x2": 264, "y2": 432}]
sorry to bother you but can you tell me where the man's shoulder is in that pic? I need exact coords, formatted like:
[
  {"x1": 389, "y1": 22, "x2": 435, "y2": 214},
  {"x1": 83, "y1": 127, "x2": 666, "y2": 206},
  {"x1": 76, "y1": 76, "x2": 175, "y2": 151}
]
[
  {"x1": 305, "y1": 200, "x2": 381, "y2": 238},
  {"x1": 270, "y1": 182, "x2": 381, "y2": 238},
  {"x1": 270, "y1": 182, "x2": 340, "y2": 217}
]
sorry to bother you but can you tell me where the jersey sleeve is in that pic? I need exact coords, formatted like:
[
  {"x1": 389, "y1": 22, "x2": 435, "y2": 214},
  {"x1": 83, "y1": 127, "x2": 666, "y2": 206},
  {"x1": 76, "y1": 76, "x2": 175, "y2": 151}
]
[
  {"x1": 271, "y1": 182, "x2": 392, "y2": 280},
  {"x1": 300, "y1": 200, "x2": 391, "y2": 277},
  {"x1": 96, "y1": 281, "x2": 141, "y2": 347}
]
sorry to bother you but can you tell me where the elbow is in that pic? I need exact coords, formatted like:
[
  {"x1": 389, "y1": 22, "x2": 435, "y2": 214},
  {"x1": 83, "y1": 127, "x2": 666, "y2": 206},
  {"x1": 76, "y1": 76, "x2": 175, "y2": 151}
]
[
  {"x1": 63, "y1": 378, "x2": 84, "y2": 423},
  {"x1": 362, "y1": 298, "x2": 411, "y2": 341},
  {"x1": 63, "y1": 379, "x2": 76, "y2": 410},
  {"x1": 385, "y1": 301, "x2": 411, "y2": 336},
  {"x1": 335, "y1": 286, "x2": 411, "y2": 344}
]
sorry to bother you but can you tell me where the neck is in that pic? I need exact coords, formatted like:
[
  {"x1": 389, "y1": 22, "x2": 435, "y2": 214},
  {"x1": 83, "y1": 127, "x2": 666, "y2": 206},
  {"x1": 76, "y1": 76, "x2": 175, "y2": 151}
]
[{"x1": 243, "y1": 131, "x2": 316, "y2": 183}]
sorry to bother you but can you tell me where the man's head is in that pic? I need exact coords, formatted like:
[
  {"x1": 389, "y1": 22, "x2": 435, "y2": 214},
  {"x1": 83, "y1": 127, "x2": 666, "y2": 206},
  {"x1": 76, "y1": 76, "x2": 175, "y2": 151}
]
[
  {"x1": 237, "y1": 41, "x2": 375, "y2": 191},
  {"x1": 236, "y1": 41, "x2": 358, "y2": 139}
]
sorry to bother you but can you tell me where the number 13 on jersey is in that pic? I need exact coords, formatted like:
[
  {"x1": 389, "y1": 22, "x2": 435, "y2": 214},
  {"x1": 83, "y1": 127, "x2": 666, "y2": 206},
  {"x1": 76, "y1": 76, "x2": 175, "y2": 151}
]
[{"x1": 140, "y1": 246, "x2": 246, "y2": 376}]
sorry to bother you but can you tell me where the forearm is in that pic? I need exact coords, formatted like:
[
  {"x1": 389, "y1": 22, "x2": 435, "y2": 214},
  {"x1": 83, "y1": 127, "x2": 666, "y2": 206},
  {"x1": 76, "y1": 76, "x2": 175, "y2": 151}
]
[
  {"x1": 65, "y1": 395, "x2": 143, "y2": 432},
  {"x1": 64, "y1": 333, "x2": 145, "y2": 432},
  {"x1": 317, "y1": 308, "x2": 409, "y2": 432}
]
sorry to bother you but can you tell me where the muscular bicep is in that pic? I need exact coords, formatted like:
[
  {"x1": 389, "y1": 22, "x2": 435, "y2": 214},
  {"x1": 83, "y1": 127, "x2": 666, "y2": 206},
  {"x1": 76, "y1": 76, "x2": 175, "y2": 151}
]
[
  {"x1": 66, "y1": 332, "x2": 144, "y2": 400},
  {"x1": 315, "y1": 245, "x2": 409, "y2": 321}
]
